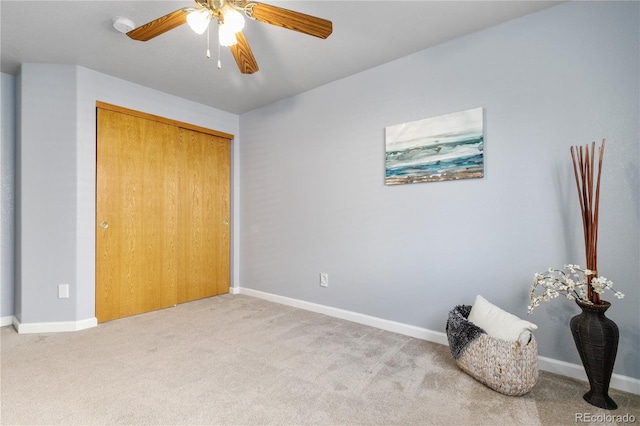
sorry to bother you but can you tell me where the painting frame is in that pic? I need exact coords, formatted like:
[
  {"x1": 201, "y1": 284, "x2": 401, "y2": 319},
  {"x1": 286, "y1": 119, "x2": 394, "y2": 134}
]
[{"x1": 385, "y1": 107, "x2": 484, "y2": 185}]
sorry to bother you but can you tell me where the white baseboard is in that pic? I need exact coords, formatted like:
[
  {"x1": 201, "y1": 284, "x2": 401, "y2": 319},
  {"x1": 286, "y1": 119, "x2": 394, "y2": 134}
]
[
  {"x1": 13, "y1": 317, "x2": 98, "y2": 334},
  {"x1": 239, "y1": 287, "x2": 449, "y2": 345},
  {"x1": 537, "y1": 356, "x2": 640, "y2": 396},
  {"x1": 237, "y1": 287, "x2": 639, "y2": 396},
  {"x1": 1, "y1": 315, "x2": 14, "y2": 327}
]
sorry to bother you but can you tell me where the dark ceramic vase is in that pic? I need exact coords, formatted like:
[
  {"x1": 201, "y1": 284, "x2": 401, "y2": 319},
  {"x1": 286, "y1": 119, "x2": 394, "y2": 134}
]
[{"x1": 569, "y1": 299, "x2": 619, "y2": 410}]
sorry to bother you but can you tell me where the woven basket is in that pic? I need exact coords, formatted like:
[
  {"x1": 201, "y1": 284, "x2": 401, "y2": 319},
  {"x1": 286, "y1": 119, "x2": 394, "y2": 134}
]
[{"x1": 449, "y1": 305, "x2": 539, "y2": 396}]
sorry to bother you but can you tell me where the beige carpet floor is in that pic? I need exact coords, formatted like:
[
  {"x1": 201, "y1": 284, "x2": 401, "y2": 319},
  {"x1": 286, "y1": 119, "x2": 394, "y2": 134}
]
[{"x1": 1, "y1": 294, "x2": 639, "y2": 425}]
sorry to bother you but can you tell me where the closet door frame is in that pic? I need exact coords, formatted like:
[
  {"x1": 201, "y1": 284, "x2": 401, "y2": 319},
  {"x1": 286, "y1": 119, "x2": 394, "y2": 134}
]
[{"x1": 96, "y1": 102, "x2": 234, "y2": 140}]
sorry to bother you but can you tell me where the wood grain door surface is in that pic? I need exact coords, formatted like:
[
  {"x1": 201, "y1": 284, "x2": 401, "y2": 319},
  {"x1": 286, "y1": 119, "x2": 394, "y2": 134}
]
[
  {"x1": 96, "y1": 105, "x2": 230, "y2": 323},
  {"x1": 176, "y1": 127, "x2": 230, "y2": 304}
]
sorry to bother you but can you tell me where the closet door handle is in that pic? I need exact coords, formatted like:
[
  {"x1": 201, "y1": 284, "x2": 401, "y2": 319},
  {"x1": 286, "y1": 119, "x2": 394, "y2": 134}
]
[
  {"x1": 100, "y1": 221, "x2": 109, "y2": 229},
  {"x1": 222, "y1": 220, "x2": 229, "y2": 226}
]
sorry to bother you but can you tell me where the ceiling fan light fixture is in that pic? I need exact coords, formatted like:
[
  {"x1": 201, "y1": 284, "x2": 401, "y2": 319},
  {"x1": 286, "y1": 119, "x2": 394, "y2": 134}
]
[
  {"x1": 187, "y1": 8, "x2": 212, "y2": 35},
  {"x1": 221, "y1": 5, "x2": 245, "y2": 34},
  {"x1": 218, "y1": 23, "x2": 238, "y2": 46}
]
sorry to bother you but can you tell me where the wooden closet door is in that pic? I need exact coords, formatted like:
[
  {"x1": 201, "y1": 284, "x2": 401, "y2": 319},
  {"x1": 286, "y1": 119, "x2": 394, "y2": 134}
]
[
  {"x1": 177, "y1": 128, "x2": 230, "y2": 303},
  {"x1": 96, "y1": 108, "x2": 179, "y2": 322},
  {"x1": 96, "y1": 105, "x2": 231, "y2": 323}
]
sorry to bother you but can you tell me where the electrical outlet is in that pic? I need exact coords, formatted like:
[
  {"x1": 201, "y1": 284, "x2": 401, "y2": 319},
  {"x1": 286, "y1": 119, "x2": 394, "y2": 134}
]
[
  {"x1": 58, "y1": 284, "x2": 69, "y2": 299},
  {"x1": 320, "y1": 273, "x2": 328, "y2": 288}
]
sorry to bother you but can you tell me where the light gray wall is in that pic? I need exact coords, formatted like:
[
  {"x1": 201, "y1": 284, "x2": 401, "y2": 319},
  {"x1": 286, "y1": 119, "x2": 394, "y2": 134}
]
[
  {"x1": 1, "y1": 73, "x2": 16, "y2": 321},
  {"x1": 239, "y1": 1, "x2": 640, "y2": 380},
  {"x1": 17, "y1": 65, "x2": 78, "y2": 323},
  {"x1": 16, "y1": 64, "x2": 240, "y2": 324}
]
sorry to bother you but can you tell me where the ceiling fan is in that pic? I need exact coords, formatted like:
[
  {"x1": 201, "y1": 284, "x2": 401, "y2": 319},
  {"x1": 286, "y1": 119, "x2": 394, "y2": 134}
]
[{"x1": 126, "y1": 0, "x2": 333, "y2": 74}]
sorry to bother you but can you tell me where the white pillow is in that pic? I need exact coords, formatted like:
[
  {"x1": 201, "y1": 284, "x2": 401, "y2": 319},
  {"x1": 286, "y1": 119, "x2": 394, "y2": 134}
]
[{"x1": 468, "y1": 295, "x2": 537, "y2": 345}]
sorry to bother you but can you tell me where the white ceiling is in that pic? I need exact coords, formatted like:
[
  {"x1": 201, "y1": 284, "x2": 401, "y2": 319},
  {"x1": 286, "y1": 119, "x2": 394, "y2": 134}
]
[{"x1": 1, "y1": 1, "x2": 563, "y2": 114}]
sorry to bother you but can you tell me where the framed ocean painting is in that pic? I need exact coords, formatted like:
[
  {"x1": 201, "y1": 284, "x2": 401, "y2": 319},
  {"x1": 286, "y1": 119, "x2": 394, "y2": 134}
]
[{"x1": 385, "y1": 107, "x2": 484, "y2": 185}]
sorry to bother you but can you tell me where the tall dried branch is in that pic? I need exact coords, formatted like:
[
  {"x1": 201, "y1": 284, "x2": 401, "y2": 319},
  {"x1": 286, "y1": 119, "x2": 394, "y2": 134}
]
[{"x1": 570, "y1": 139, "x2": 606, "y2": 304}]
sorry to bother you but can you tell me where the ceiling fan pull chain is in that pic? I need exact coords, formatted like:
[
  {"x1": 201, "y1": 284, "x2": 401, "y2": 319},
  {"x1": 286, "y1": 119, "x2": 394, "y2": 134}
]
[{"x1": 206, "y1": 25, "x2": 211, "y2": 59}]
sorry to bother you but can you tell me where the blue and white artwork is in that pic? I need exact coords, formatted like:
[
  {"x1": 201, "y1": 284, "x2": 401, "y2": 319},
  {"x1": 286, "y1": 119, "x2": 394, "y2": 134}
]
[{"x1": 385, "y1": 108, "x2": 484, "y2": 185}]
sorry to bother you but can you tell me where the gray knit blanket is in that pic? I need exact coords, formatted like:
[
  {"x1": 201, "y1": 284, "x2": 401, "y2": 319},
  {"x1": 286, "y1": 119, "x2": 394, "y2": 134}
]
[{"x1": 446, "y1": 305, "x2": 486, "y2": 359}]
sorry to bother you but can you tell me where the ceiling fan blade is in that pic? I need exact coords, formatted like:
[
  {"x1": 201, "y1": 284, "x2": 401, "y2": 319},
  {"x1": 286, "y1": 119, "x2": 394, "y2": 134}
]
[
  {"x1": 127, "y1": 8, "x2": 190, "y2": 41},
  {"x1": 247, "y1": 3, "x2": 332, "y2": 39},
  {"x1": 229, "y1": 31, "x2": 259, "y2": 74}
]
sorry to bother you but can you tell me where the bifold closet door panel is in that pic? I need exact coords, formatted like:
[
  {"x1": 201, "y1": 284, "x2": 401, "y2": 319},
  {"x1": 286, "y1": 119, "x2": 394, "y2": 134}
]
[
  {"x1": 96, "y1": 108, "x2": 179, "y2": 323},
  {"x1": 176, "y1": 128, "x2": 230, "y2": 304}
]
